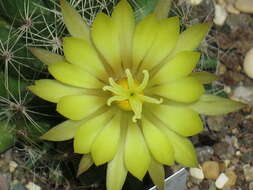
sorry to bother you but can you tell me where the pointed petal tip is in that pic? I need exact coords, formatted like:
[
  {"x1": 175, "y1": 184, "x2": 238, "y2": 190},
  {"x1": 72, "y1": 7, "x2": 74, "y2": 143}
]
[
  {"x1": 76, "y1": 155, "x2": 93, "y2": 177},
  {"x1": 39, "y1": 132, "x2": 57, "y2": 141},
  {"x1": 60, "y1": 0, "x2": 90, "y2": 40},
  {"x1": 201, "y1": 21, "x2": 213, "y2": 33},
  {"x1": 39, "y1": 134, "x2": 49, "y2": 141},
  {"x1": 39, "y1": 131, "x2": 67, "y2": 141},
  {"x1": 233, "y1": 101, "x2": 247, "y2": 110},
  {"x1": 26, "y1": 85, "x2": 33, "y2": 91}
]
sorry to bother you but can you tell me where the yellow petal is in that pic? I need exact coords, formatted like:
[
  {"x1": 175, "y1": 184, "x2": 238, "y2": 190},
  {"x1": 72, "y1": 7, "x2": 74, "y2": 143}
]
[
  {"x1": 125, "y1": 122, "x2": 151, "y2": 180},
  {"x1": 63, "y1": 37, "x2": 106, "y2": 78},
  {"x1": 29, "y1": 48, "x2": 65, "y2": 65},
  {"x1": 56, "y1": 95, "x2": 106, "y2": 120},
  {"x1": 48, "y1": 62, "x2": 103, "y2": 89},
  {"x1": 164, "y1": 129, "x2": 198, "y2": 167},
  {"x1": 74, "y1": 109, "x2": 116, "y2": 154},
  {"x1": 190, "y1": 72, "x2": 218, "y2": 84},
  {"x1": 154, "y1": 0, "x2": 172, "y2": 21},
  {"x1": 148, "y1": 159, "x2": 165, "y2": 190},
  {"x1": 40, "y1": 119, "x2": 83, "y2": 141},
  {"x1": 112, "y1": 0, "x2": 135, "y2": 68},
  {"x1": 142, "y1": 118, "x2": 174, "y2": 165},
  {"x1": 189, "y1": 94, "x2": 246, "y2": 115},
  {"x1": 77, "y1": 154, "x2": 93, "y2": 176},
  {"x1": 91, "y1": 13, "x2": 121, "y2": 72},
  {"x1": 132, "y1": 14, "x2": 158, "y2": 70},
  {"x1": 28, "y1": 79, "x2": 86, "y2": 103},
  {"x1": 150, "y1": 77, "x2": 204, "y2": 103},
  {"x1": 60, "y1": 0, "x2": 90, "y2": 40},
  {"x1": 172, "y1": 22, "x2": 212, "y2": 55},
  {"x1": 141, "y1": 17, "x2": 179, "y2": 70},
  {"x1": 107, "y1": 145, "x2": 127, "y2": 190},
  {"x1": 91, "y1": 112, "x2": 121, "y2": 165},
  {"x1": 152, "y1": 51, "x2": 200, "y2": 85},
  {"x1": 155, "y1": 105, "x2": 203, "y2": 136}
]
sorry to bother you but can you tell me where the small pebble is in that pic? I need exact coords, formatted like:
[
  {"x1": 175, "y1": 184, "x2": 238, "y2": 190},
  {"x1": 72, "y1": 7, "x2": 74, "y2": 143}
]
[
  {"x1": 9, "y1": 161, "x2": 18, "y2": 173},
  {"x1": 215, "y1": 173, "x2": 229, "y2": 189},
  {"x1": 225, "y1": 169, "x2": 237, "y2": 187},
  {"x1": 235, "y1": 151, "x2": 241, "y2": 156},
  {"x1": 242, "y1": 152, "x2": 253, "y2": 164},
  {"x1": 231, "y1": 86, "x2": 253, "y2": 105},
  {"x1": 0, "y1": 174, "x2": 8, "y2": 190},
  {"x1": 196, "y1": 146, "x2": 214, "y2": 162},
  {"x1": 217, "y1": 63, "x2": 227, "y2": 75},
  {"x1": 235, "y1": 0, "x2": 253, "y2": 13},
  {"x1": 207, "y1": 116, "x2": 226, "y2": 132},
  {"x1": 202, "y1": 161, "x2": 220, "y2": 180},
  {"x1": 224, "y1": 160, "x2": 230, "y2": 168},
  {"x1": 208, "y1": 182, "x2": 217, "y2": 190},
  {"x1": 25, "y1": 182, "x2": 41, "y2": 190},
  {"x1": 190, "y1": 167, "x2": 204, "y2": 180},
  {"x1": 243, "y1": 48, "x2": 253, "y2": 79},
  {"x1": 214, "y1": 4, "x2": 228, "y2": 26},
  {"x1": 249, "y1": 182, "x2": 253, "y2": 190},
  {"x1": 243, "y1": 164, "x2": 253, "y2": 182},
  {"x1": 218, "y1": 162, "x2": 226, "y2": 173},
  {"x1": 226, "y1": 4, "x2": 240, "y2": 14},
  {"x1": 188, "y1": 0, "x2": 203, "y2": 5}
]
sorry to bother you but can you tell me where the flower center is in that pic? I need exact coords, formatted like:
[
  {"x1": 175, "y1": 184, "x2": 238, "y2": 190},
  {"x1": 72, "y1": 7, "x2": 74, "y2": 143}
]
[{"x1": 103, "y1": 69, "x2": 163, "y2": 122}]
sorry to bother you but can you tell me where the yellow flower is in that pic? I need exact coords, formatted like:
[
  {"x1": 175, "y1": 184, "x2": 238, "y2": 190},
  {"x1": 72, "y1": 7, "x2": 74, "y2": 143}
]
[{"x1": 28, "y1": 0, "x2": 245, "y2": 189}]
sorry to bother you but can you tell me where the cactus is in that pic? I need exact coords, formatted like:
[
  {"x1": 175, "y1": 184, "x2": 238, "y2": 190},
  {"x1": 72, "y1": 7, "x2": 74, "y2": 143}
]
[
  {"x1": 0, "y1": 121, "x2": 15, "y2": 153},
  {"x1": 0, "y1": 0, "x2": 160, "y2": 188},
  {"x1": 0, "y1": 1, "x2": 235, "y2": 189}
]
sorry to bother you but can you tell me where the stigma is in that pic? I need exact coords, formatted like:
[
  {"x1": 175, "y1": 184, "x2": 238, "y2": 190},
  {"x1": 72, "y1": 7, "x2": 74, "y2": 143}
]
[{"x1": 103, "y1": 69, "x2": 163, "y2": 122}]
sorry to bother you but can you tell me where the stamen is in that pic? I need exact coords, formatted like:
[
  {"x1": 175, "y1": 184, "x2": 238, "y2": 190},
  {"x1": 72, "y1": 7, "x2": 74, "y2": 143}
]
[
  {"x1": 108, "y1": 78, "x2": 128, "y2": 93},
  {"x1": 103, "y1": 69, "x2": 163, "y2": 123},
  {"x1": 103, "y1": 86, "x2": 121, "y2": 95},
  {"x1": 125, "y1": 69, "x2": 135, "y2": 89},
  {"x1": 138, "y1": 95, "x2": 163, "y2": 104},
  {"x1": 103, "y1": 78, "x2": 128, "y2": 95},
  {"x1": 107, "y1": 96, "x2": 128, "y2": 106},
  {"x1": 135, "y1": 70, "x2": 149, "y2": 91},
  {"x1": 129, "y1": 98, "x2": 142, "y2": 122}
]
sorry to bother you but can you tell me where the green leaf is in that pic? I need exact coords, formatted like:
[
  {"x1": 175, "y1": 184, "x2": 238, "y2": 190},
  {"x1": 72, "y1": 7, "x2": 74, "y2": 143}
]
[{"x1": 189, "y1": 94, "x2": 246, "y2": 115}]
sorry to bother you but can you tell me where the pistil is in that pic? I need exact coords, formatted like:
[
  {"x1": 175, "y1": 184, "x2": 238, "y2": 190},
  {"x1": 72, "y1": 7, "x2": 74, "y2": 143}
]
[{"x1": 103, "y1": 69, "x2": 163, "y2": 122}]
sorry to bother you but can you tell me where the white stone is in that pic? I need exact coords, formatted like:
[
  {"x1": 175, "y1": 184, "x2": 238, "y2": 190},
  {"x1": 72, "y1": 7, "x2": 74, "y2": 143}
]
[
  {"x1": 215, "y1": 173, "x2": 229, "y2": 189},
  {"x1": 224, "y1": 160, "x2": 231, "y2": 168},
  {"x1": 214, "y1": 4, "x2": 228, "y2": 26},
  {"x1": 243, "y1": 48, "x2": 253, "y2": 79},
  {"x1": 235, "y1": 0, "x2": 253, "y2": 13},
  {"x1": 231, "y1": 86, "x2": 253, "y2": 105},
  {"x1": 190, "y1": 167, "x2": 204, "y2": 180},
  {"x1": 25, "y1": 182, "x2": 41, "y2": 190},
  {"x1": 188, "y1": 0, "x2": 203, "y2": 5},
  {"x1": 9, "y1": 161, "x2": 18, "y2": 173}
]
